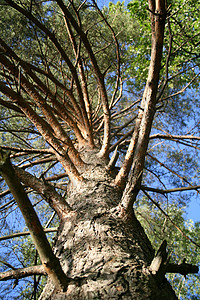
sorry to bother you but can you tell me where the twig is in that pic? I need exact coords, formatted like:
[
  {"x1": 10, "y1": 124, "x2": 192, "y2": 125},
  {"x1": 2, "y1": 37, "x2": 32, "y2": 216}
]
[
  {"x1": 0, "y1": 228, "x2": 57, "y2": 242},
  {"x1": 142, "y1": 190, "x2": 200, "y2": 248},
  {"x1": 162, "y1": 72, "x2": 200, "y2": 101},
  {"x1": 141, "y1": 185, "x2": 200, "y2": 194}
]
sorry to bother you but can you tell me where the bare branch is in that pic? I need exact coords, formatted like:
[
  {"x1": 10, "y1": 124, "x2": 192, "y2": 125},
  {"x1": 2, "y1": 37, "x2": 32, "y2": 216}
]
[
  {"x1": 157, "y1": 16, "x2": 173, "y2": 101},
  {"x1": 0, "y1": 228, "x2": 57, "y2": 242},
  {"x1": 92, "y1": 0, "x2": 121, "y2": 109},
  {"x1": 0, "y1": 265, "x2": 46, "y2": 281},
  {"x1": 0, "y1": 81, "x2": 83, "y2": 183},
  {"x1": 63, "y1": 15, "x2": 93, "y2": 140},
  {"x1": 13, "y1": 166, "x2": 71, "y2": 218},
  {"x1": 166, "y1": 262, "x2": 199, "y2": 276},
  {"x1": 109, "y1": 127, "x2": 135, "y2": 153},
  {"x1": 148, "y1": 153, "x2": 194, "y2": 188},
  {"x1": 162, "y1": 71, "x2": 200, "y2": 101},
  {"x1": 0, "y1": 199, "x2": 15, "y2": 211},
  {"x1": 115, "y1": 0, "x2": 167, "y2": 201},
  {"x1": 142, "y1": 190, "x2": 200, "y2": 248},
  {"x1": 0, "y1": 98, "x2": 23, "y2": 113},
  {"x1": 56, "y1": 0, "x2": 110, "y2": 157},
  {"x1": 150, "y1": 133, "x2": 200, "y2": 141},
  {"x1": 0, "y1": 260, "x2": 16, "y2": 270},
  {"x1": 106, "y1": 146, "x2": 119, "y2": 171},
  {"x1": 0, "y1": 149, "x2": 68, "y2": 290},
  {"x1": 0, "y1": 145, "x2": 53, "y2": 155},
  {"x1": 0, "y1": 52, "x2": 84, "y2": 167},
  {"x1": 141, "y1": 185, "x2": 200, "y2": 194}
]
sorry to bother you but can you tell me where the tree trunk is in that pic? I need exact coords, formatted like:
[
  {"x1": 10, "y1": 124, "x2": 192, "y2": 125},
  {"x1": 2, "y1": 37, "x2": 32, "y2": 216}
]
[{"x1": 39, "y1": 151, "x2": 177, "y2": 300}]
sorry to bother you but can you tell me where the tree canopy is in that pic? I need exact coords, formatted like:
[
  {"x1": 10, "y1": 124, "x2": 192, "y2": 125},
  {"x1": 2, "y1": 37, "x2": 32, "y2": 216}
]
[{"x1": 0, "y1": 0, "x2": 199, "y2": 299}]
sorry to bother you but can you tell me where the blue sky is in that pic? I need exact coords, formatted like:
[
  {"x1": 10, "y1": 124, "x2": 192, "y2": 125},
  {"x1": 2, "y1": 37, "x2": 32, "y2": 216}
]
[
  {"x1": 97, "y1": 0, "x2": 130, "y2": 7},
  {"x1": 187, "y1": 195, "x2": 200, "y2": 223}
]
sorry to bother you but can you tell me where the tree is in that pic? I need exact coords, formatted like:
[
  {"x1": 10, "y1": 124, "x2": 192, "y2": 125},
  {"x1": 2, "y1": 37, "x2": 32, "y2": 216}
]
[{"x1": 0, "y1": 0, "x2": 199, "y2": 299}]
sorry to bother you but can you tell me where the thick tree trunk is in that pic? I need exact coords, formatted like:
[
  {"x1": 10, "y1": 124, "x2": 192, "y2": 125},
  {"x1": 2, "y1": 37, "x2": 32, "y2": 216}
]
[{"x1": 39, "y1": 151, "x2": 177, "y2": 299}]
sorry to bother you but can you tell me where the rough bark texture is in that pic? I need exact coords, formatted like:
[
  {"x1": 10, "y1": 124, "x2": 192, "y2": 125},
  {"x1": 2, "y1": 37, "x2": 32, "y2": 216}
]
[{"x1": 39, "y1": 151, "x2": 177, "y2": 299}]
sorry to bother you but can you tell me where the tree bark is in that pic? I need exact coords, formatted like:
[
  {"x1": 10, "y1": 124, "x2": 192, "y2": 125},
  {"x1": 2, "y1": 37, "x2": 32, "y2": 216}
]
[{"x1": 39, "y1": 152, "x2": 177, "y2": 299}]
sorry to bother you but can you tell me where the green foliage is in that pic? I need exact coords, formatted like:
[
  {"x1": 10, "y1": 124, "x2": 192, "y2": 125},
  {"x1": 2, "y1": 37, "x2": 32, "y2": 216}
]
[{"x1": 128, "y1": 0, "x2": 200, "y2": 91}]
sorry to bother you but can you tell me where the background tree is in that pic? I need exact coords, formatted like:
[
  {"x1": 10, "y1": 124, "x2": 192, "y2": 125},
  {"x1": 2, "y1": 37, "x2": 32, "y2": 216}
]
[{"x1": 0, "y1": 0, "x2": 199, "y2": 299}]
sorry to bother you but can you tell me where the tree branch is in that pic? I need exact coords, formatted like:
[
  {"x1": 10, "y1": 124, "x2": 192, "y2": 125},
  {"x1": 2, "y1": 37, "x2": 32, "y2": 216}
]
[
  {"x1": 0, "y1": 145, "x2": 53, "y2": 155},
  {"x1": 115, "y1": 0, "x2": 167, "y2": 216},
  {"x1": 62, "y1": 16, "x2": 94, "y2": 146},
  {"x1": 162, "y1": 71, "x2": 200, "y2": 101},
  {"x1": 0, "y1": 265, "x2": 46, "y2": 281},
  {"x1": 0, "y1": 149, "x2": 68, "y2": 290},
  {"x1": 141, "y1": 185, "x2": 200, "y2": 194},
  {"x1": 13, "y1": 166, "x2": 71, "y2": 219},
  {"x1": 0, "y1": 228, "x2": 57, "y2": 241},
  {"x1": 166, "y1": 261, "x2": 199, "y2": 276},
  {"x1": 148, "y1": 153, "x2": 195, "y2": 189},
  {"x1": 0, "y1": 98, "x2": 23, "y2": 113},
  {"x1": 4, "y1": 0, "x2": 85, "y2": 123},
  {"x1": 142, "y1": 190, "x2": 200, "y2": 248},
  {"x1": 56, "y1": 0, "x2": 110, "y2": 158},
  {"x1": 0, "y1": 81, "x2": 83, "y2": 184},
  {"x1": 92, "y1": 0, "x2": 121, "y2": 110},
  {"x1": 150, "y1": 133, "x2": 200, "y2": 141},
  {"x1": 0, "y1": 52, "x2": 84, "y2": 168}
]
